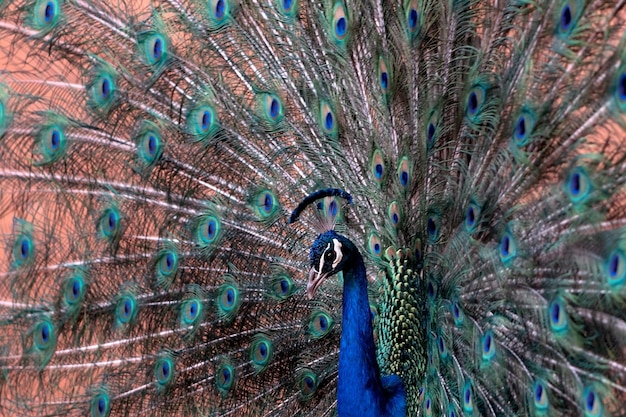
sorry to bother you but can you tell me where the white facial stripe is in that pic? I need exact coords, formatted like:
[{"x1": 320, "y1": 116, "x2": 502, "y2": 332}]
[
  {"x1": 317, "y1": 242, "x2": 331, "y2": 279},
  {"x1": 332, "y1": 238, "x2": 342, "y2": 269}
]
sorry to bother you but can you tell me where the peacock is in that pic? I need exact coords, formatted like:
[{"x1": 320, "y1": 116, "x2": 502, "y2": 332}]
[{"x1": 2, "y1": 0, "x2": 626, "y2": 415}]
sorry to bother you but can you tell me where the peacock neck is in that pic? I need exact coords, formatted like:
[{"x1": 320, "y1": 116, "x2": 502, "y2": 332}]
[{"x1": 337, "y1": 250, "x2": 387, "y2": 417}]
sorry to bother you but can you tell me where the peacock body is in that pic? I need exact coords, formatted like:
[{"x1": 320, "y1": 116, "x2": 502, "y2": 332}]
[{"x1": 1, "y1": 0, "x2": 626, "y2": 415}]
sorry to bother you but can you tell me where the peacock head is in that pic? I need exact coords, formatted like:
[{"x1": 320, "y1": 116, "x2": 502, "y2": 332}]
[
  {"x1": 307, "y1": 230, "x2": 358, "y2": 299},
  {"x1": 289, "y1": 188, "x2": 355, "y2": 299}
]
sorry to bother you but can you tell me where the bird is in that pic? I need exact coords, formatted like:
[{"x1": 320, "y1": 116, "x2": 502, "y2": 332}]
[{"x1": 1, "y1": 0, "x2": 626, "y2": 415}]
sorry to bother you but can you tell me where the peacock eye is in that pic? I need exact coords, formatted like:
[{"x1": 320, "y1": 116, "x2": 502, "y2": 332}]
[{"x1": 325, "y1": 250, "x2": 336, "y2": 261}]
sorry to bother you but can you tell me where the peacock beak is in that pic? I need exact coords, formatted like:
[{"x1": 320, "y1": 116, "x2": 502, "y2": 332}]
[{"x1": 307, "y1": 267, "x2": 329, "y2": 299}]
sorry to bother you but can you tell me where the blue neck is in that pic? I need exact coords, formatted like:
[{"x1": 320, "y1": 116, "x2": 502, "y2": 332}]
[{"x1": 337, "y1": 251, "x2": 405, "y2": 417}]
